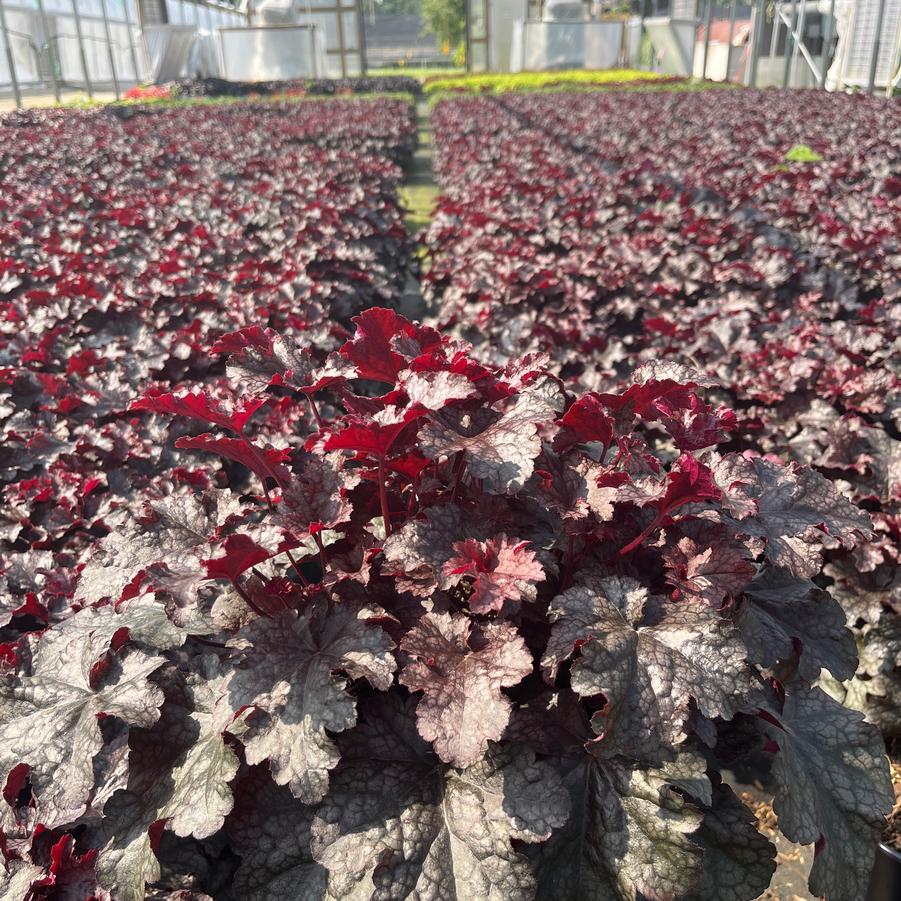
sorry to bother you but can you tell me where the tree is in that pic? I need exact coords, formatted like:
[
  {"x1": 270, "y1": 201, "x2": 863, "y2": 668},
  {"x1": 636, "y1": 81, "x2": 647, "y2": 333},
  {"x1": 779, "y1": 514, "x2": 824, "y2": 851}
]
[{"x1": 421, "y1": 0, "x2": 466, "y2": 51}]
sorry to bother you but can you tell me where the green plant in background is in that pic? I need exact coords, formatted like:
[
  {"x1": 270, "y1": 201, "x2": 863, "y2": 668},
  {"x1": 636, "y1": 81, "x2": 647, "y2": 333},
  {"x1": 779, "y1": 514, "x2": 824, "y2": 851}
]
[
  {"x1": 424, "y1": 68, "x2": 670, "y2": 96},
  {"x1": 420, "y1": 0, "x2": 466, "y2": 55},
  {"x1": 784, "y1": 143, "x2": 824, "y2": 162}
]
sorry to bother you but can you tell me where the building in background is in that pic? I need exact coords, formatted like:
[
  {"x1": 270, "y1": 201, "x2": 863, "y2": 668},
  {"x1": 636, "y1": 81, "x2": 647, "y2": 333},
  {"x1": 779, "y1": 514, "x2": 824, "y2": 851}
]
[{"x1": 463, "y1": 0, "x2": 900, "y2": 92}]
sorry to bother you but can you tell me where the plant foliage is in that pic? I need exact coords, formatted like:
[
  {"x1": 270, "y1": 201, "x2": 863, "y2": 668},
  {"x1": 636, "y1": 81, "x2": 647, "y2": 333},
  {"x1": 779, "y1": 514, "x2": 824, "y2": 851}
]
[
  {"x1": 0, "y1": 88, "x2": 897, "y2": 901},
  {"x1": 1, "y1": 298, "x2": 893, "y2": 900}
]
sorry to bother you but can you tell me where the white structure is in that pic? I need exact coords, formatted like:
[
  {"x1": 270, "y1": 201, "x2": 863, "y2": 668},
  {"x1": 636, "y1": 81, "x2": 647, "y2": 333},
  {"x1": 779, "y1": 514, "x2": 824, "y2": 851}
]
[
  {"x1": 142, "y1": 0, "x2": 359, "y2": 83},
  {"x1": 239, "y1": 0, "x2": 362, "y2": 76},
  {"x1": 746, "y1": 0, "x2": 901, "y2": 91},
  {"x1": 828, "y1": 0, "x2": 901, "y2": 90},
  {"x1": 218, "y1": 22, "x2": 327, "y2": 79},
  {"x1": 509, "y1": 0, "x2": 624, "y2": 72}
]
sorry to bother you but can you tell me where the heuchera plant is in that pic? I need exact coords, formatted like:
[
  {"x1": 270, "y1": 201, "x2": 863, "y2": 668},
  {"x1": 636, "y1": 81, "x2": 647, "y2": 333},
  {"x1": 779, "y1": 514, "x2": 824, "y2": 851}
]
[
  {"x1": 0, "y1": 308, "x2": 891, "y2": 901},
  {"x1": 425, "y1": 88, "x2": 901, "y2": 747}
]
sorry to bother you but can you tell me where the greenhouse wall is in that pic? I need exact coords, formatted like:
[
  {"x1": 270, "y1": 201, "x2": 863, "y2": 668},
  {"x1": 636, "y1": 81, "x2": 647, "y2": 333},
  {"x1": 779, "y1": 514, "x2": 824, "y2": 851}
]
[{"x1": 0, "y1": 0, "x2": 245, "y2": 103}]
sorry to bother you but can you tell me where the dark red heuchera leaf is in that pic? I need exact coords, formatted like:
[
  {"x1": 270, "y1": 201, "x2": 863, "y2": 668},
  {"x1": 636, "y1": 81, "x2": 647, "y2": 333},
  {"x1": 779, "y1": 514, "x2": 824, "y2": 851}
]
[
  {"x1": 44, "y1": 834, "x2": 111, "y2": 901},
  {"x1": 558, "y1": 394, "x2": 615, "y2": 448},
  {"x1": 654, "y1": 393, "x2": 739, "y2": 451},
  {"x1": 210, "y1": 326, "x2": 275, "y2": 357},
  {"x1": 339, "y1": 307, "x2": 443, "y2": 384},
  {"x1": 203, "y1": 534, "x2": 273, "y2": 583},
  {"x1": 319, "y1": 416, "x2": 414, "y2": 460},
  {"x1": 304, "y1": 353, "x2": 359, "y2": 395},
  {"x1": 663, "y1": 527, "x2": 757, "y2": 605},
  {"x1": 620, "y1": 454, "x2": 722, "y2": 555},
  {"x1": 243, "y1": 573, "x2": 305, "y2": 618},
  {"x1": 130, "y1": 388, "x2": 264, "y2": 433},
  {"x1": 442, "y1": 533, "x2": 545, "y2": 613},
  {"x1": 597, "y1": 380, "x2": 736, "y2": 451},
  {"x1": 659, "y1": 453, "x2": 721, "y2": 514},
  {"x1": 596, "y1": 380, "x2": 697, "y2": 422},
  {"x1": 176, "y1": 434, "x2": 291, "y2": 487}
]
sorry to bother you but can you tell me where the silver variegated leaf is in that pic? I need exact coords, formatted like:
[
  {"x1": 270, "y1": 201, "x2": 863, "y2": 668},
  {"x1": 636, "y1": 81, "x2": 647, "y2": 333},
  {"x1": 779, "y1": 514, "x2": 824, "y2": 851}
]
[
  {"x1": 227, "y1": 600, "x2": 395, "y2": 802},
  {"x1": 542, "y1": 576, "x2": 754, "y2": 763},
  {"x1": 763, "y1": 680, "x2": 893, "y2": 901}
]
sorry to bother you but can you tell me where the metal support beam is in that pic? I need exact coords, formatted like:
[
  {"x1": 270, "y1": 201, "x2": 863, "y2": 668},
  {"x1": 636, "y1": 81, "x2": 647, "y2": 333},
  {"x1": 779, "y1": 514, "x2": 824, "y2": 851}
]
[
  {"x1": 638, "y1": 0, "x2": 647, "y2": 69},
  {"x1": 724, "y1": 0, "x2": 738, "y2": 80},
  {"x1": 71, "y1": 0, "x2": 94, "y2": 97},
  {"x1": 687, "y1": 0, "x2": 699, "y2": 78},
  {"x1": 769, "y1": 5, "x2": 780, "y2": 58},
  {"x1": 355, "y1": 0, "x2": 366, "y2": 74},
  {"x1": 336, "y1": 3, "x2": 347, "y2": 77},
  {"x1": 782, "y1": 0, "x2": 798, "y2": 86},
  {"x1": 700, "y1": 0, "x2": 713, "y2": 79},
  {"x1": 35, "y1": 0, "x2": 61, "y2": 102},
  {"x1": 818, "y1": 0, "x2": 836, "y2": 89},
  {"x1": 121, "y1": 0, "x2": 143, "y2": 84},
  {"x1": 888, "y1": 10, "x2": 901, "y2": 95},
  {"x1": 866, "y1": 0, "x2": 888, "y2": 94},
  {"x1": 0, "y1": 0, "x2": 22, "y2": 108},
  {"x1": 464, "y1": 0, "x2": 471, "y2": 71},
  {"x1": 99, "y1": 0, "x2": 120, "y2": 99},
  {"x1": 790, "y1": 0, "x2": 807, "y2": 85},
  {"x1": 748, "y1": 0, "x2": 766, "y2": 86},
  {"x1": 777, "y1": 5, "x2": 824, "y2": 83}
]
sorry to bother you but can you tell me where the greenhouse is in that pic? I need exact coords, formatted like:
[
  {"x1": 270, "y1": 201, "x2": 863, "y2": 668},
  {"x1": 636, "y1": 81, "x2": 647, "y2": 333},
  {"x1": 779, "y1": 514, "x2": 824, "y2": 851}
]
[{"x1": 0, "y1": 1, "x2": 899, "y2": 900}]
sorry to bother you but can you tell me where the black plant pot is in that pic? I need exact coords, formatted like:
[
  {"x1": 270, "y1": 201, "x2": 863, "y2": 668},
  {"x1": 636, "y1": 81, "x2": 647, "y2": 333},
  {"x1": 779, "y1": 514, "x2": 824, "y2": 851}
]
[{"x1": 866, "y1": 842, "x2": 901, "y2": 901}]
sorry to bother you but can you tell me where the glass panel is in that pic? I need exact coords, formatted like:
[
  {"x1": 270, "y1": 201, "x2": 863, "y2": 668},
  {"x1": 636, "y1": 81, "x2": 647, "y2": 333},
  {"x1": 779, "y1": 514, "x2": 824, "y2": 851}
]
[
  {"x1": 105, "y1": 0, "x2": 131, "y2": 23},
  {"x1": 83, "y1": 17, "x2": 112, "y2": 80},
  {"x1": 306, "y1": 12, "x2": 339, "y2": 50},
  {"x1": 52, "y1": 15, "x2": 83, "y2": 82},
  {"x1": 77, "y1": 0, "x2": 105, "y2": 17},
  {"x1": 110, "y1": 20, "x2": 135, "y2": 78},
  {"x1": 323, "y1": 52, "x2": 342, "y2": 76},
  {"x1": 342, "y1": 11, "x2": 357, "y2": 47},
  {"x1": 471, "y1": 0, "x2": 487, "y2": 38},
  {"x1": 220, "y1": 27, "x2": 319, "y2": 79},
  {"x1": 2, "y1": 8, "x2": 41, "y2": 84},
  {"x1": 471, "y1": 39, "x2": 487, "y2": 69}
]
